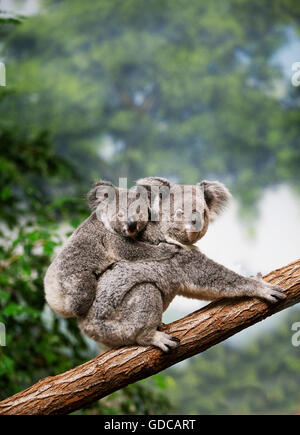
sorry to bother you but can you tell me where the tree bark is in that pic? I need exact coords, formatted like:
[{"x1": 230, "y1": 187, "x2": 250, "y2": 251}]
[{"x1": 0, "y1": 259, "x2": 300, "y2": 415}]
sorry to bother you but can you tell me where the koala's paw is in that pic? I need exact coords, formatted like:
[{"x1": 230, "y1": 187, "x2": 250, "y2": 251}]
[
  {"x1": 152, "y1": 331, "x2": 180, "y2": 352},
  {"x1": 255, "y1": 281, "x2": 286, "y2": 304}
]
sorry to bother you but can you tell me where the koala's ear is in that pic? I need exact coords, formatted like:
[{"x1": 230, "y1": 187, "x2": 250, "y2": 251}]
[
  {"x1": 87, "y1": 180, "x2": 115, "y2": 210},
  {"x1": 198, "y1": 180, "x2": 231, "y2": 221}
]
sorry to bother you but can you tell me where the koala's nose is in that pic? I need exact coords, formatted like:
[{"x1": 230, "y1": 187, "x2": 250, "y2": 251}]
[
  {"x1": 189, "y1": 212, "x2": 202, "y2": 231},
  {"x1": 127, "y1": 216, "x2": 137, "y2": 233}
]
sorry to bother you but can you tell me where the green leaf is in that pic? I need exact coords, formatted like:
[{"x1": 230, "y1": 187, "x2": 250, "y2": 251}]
[
  {"x1": 0, "y1": 354, "x2": 15, "y2": 376},
  {"x1": 0, "y1": 187, "x2": 12, "y2": 200}
]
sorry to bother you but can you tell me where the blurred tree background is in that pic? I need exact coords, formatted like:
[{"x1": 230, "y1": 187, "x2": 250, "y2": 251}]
[
  {"x1": 0, "y1": 0, "x2": 299, "y2": 414},
  {"x1": 169, "y1": 308, "x2": 300, "y2": 415}
]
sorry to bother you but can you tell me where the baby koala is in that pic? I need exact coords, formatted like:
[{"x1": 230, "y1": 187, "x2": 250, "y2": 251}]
[
  {"x1": 44, "y1": 179, "x2": 178, "y2": 319},
  {"x1": 78, "y1": 177, "x2": 286, "y2": 352}
]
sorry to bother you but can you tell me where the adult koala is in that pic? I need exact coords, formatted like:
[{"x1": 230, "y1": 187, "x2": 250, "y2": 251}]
[
  {"x1": 78, "y1": 177, "x2": 286, "y2": 351},
  {"x1": 44, "y1": 179, "x2": 179, "y2": 319}
]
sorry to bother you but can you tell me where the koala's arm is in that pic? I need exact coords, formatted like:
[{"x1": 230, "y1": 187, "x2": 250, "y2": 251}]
[
  {"x1": 106, "y1": 233, "x2": 180, "y2": 262},
  {"x1": 174, "y1": 249, "x2": 286, "y2": 303},
  {"x1": 93, "y1": 248, "x2": 286, "y2": 307},
  {"x1": 59, "y1": 271, "x2": 98, "y2": 317}
]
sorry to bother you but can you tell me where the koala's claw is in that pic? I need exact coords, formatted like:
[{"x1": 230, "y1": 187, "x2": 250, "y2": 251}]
[
  {"x1": 256, "y1": 282, "x2": 286, "y2": 304},
  {"x1": 152, "y1": 331, "x2": 180, "y2": 352}
]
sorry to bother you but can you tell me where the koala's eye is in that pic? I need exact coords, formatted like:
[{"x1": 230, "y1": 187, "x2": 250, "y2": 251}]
[
  {"x1": 175, "y1": 208, "x2": 184, "y2": 218},
  {"x1": 118, "y1": 211, "x2": 124, "y2": 219}
]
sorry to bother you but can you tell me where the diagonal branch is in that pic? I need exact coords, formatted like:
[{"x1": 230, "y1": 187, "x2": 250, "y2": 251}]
[{"x1": 0, "y1": 259, "x2": 300, "y2": 415}]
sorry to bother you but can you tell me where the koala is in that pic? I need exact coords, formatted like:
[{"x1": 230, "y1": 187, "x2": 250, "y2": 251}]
[
  {"x1": 44, "y1": 179, "x2": 179, "y2": 319},
  {"x1": 78, "y1": 177, "x2": 286, "y2": 352}
]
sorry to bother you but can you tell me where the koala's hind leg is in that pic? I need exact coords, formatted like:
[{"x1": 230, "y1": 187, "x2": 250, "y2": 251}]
[
  {"x1": 78, "y1": 316, "x2": 132, "y2": 349},
  {"x1": 119, "y1": 282, "x2": 180, "y2": 352},
  {"x1": 61, "y1": 271, "x2": 98, "y2": 318},
  {"x1": 79, "y1": 283, "x2": 180, "y2": 352},
  {"x1": 44, "y1": 266, "x2": 97, "y2": 318}
]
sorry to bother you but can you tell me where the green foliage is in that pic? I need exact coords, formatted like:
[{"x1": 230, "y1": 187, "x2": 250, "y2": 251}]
[
  {"x1": 0, "y1": 128, "x2": 80, "y2": 227},
  {"x1": 1, "y1": 0, "x2": 300, "y2": 207},
  {"x1": 0, "y1": 83, "x2": 91, "y2": 398},
  {"x1": 168, "y1": 308, "x2": 300, "y2": 415},
  {"x1": 0, "y1": 223, "x2": 90, "y2": 398},
  {"x1": 0, "y1": 107, "x2": 171, "y2": 414},
  {"x1": 0, "y1": 0, "x2": 300, "y2": 415},
  {"x1": 0, "y1": 13, "x2": 173, "y2": 414}
]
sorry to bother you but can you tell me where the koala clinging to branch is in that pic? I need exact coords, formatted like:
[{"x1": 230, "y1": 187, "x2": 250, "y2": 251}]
[
  {"x1": 44, "y1": 179, "x2": 179, "y2": 319},
  {"x1": 78, "y1": 177, "x2": 286, "y2": 352}
]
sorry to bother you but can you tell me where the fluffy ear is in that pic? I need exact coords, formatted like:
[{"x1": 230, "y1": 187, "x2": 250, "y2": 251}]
[
  {"x1": 87, "y1": 180, "x2": 115, "y2": 210},
  {"x1": 198, "y1": 180, "x2": 231, "y2": 221}
]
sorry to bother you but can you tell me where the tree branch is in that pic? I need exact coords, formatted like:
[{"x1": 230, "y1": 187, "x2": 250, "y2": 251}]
[{"x1": 1, "y1": 259, "x2": 300, "y2": 415}]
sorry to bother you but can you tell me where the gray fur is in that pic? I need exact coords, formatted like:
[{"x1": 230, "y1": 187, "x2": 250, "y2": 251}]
[
  {"x1": 78, "y1": 177, "x2": 285, "y2": 352},
  {"x1": 44, "y1": 180, "x2": 179, "y2": 318}
]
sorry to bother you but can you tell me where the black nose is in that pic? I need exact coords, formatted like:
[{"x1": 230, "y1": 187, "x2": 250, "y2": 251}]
[
  {"x1": 127, "y1": 217, "x2": 137, "y2": 233},
  {"x1": 191, "y1": 213, "x2": 200, "y2": 227}
]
